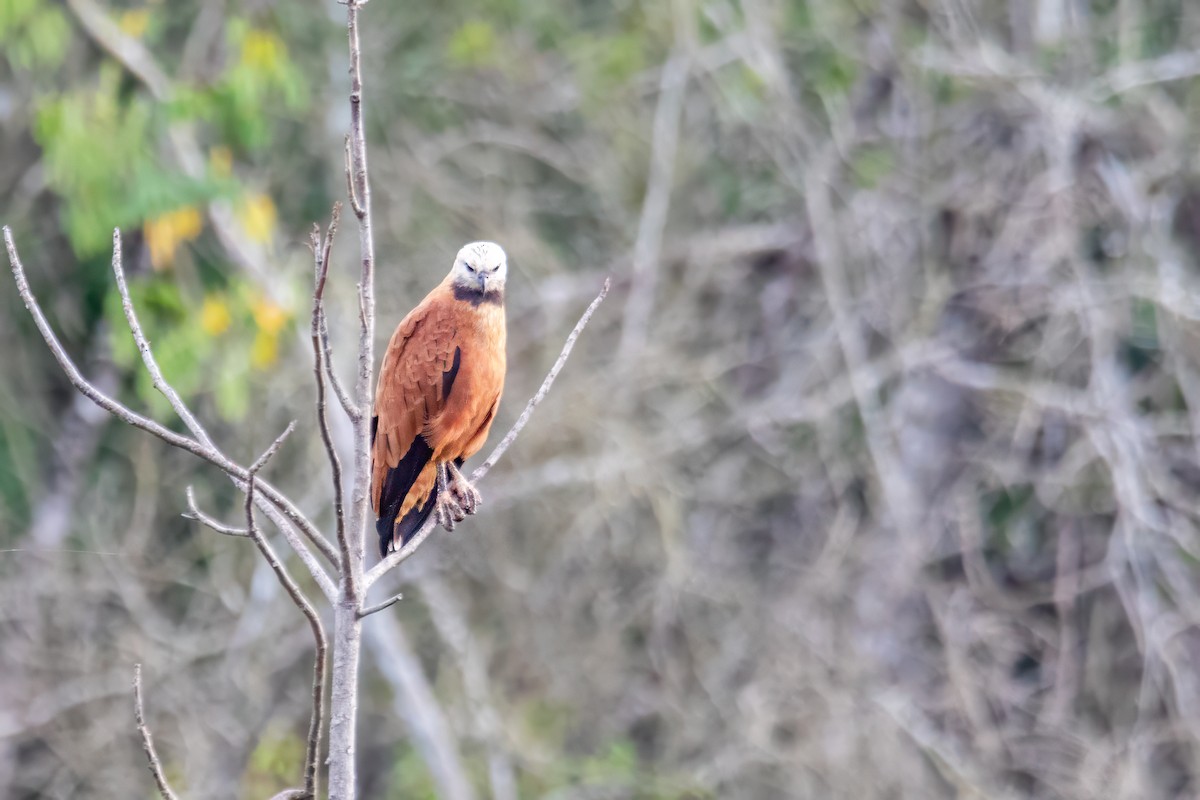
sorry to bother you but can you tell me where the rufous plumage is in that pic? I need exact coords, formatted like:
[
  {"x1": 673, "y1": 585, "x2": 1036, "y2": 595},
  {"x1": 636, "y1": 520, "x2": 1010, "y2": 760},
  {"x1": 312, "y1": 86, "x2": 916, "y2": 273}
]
[{"x1": 371, "y1": 242, "x2": 507, "y2": 556}]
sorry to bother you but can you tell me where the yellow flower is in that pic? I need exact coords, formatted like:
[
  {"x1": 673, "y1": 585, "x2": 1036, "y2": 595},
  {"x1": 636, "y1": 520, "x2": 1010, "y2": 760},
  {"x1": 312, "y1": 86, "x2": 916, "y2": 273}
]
[
  {"x1": 251, "y1": 329, "x2": 279, "y2": 368},
  {"x1": 199, "y1": 296, "x2": 232, "y2": 336},
  {"x1": 118, "y1": 9, "x2": 151, "y2": 39},
  {"x1": 240, "y1": 30, "x2": 284, "y2": 72},
  {"x1": 144, "y1": 206, "x2": 203, "y2": 270},
  {"x1": 238, "y1": 192, "x2": 277, "y2": 244},
  {"x1": 209, "y1": 146, "x2": 233, "y2": 179},
  {"x1": 251, "y1": 296, "x2": 289, "y2": 336},
  {"x1": 173, "y1": 206, "x2": 203, "y2": 239}
]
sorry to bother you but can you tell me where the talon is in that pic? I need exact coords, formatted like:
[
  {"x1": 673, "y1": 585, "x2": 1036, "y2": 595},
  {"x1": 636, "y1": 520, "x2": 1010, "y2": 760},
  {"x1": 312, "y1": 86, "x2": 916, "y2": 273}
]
[
  {"x1": 435, "y1": 494, "x2": 462, "y2": 531},
  {"x1": 447, "y1": 464, "x2": 482, "y2": 516}
]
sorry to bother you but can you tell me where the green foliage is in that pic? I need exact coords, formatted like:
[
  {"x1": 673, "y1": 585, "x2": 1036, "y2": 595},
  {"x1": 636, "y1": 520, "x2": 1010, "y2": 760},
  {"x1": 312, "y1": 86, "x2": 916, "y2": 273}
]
[
  {"x1": 569, "y1": 30, "x2": 649, "y2": 102},
  {"x1": 850, "y1": 145, "x2": 896, "y2": 189},
  {"x1": 163, "y1": 21, "x2": 308, "y2": 153},
  {"x1": 34, "y1": 68, "x2": 229, "y2": 257},
  {"x1": 241, "y1": 726, "x2": 305, "y2": 800},
  {"x1": 712, "y1": 62, "x2": 768, "y2": 122},
  {"x1": 511, "y1": 700, "x2": 705, "y2": 798},
  {"x1": 104, "y1": 275, "x2": 293, "y2": 423},
  {"x1": 22, "y1": 7, "x2": 305, "y2": 433},
  {"x1": 983, "y1": 484, "x2": 1035, "y2": 544},
  {"x1": 386, "y1": 747, "x2": 441, "y2": 800},
  {"x1": 208, "y1": 21, "x2": 308, "y2": 152},
  {"x1": 0, "y1": 0, "x2": 70, "y2": 70},
  {"x1": 522, "y1": 738, "x2": 709, "y2": 800},
  {"x1": 0, "y1": 417, "x2": 35, "y2": 533},
  {"x1": 1124, "y1": 297, "x2": 1161, "y2": 375},
  {"x1": 447, "y1": 20, "x2": 499, "y2": 68}
]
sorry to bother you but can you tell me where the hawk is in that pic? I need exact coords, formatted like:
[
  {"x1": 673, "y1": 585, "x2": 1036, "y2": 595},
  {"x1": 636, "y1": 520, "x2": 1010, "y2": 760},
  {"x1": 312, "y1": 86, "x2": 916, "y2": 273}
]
[{"x1": 371, "y1": 242, "x2": 508, "y2": 557}]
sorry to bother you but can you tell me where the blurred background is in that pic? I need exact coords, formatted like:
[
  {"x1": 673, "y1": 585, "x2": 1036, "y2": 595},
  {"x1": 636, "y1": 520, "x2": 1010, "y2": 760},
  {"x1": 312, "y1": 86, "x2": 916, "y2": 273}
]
[{"x1": 5, "y1": 0, "x2": 1200, "y2": 797}]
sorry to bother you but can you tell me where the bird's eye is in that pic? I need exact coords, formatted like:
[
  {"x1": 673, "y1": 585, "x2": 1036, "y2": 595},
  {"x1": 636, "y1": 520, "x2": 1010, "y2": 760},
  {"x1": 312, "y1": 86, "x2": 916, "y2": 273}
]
[{"x1": 465, "y1": 263, "x2": 476, "y2": 273}]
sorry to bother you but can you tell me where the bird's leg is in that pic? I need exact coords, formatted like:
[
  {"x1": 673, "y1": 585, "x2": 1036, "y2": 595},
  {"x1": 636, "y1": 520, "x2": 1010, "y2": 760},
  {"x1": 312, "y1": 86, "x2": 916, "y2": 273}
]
[
  {"x1": 446, "y1": 461, "x2": 482, "y2": 515},
  {"x1": 434, "y1": 462, "x2": 466, "y2": 531}
]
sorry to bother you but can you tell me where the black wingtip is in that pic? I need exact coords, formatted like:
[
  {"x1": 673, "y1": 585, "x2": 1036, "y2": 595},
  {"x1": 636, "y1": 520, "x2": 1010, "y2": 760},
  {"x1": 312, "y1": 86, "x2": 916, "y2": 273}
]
[
  {"x1": 376, "y1": 515, "x2": 393, "y2": 559},
  {"x1": 375, "y1": 435, "x2": 435, "y2": 558}
]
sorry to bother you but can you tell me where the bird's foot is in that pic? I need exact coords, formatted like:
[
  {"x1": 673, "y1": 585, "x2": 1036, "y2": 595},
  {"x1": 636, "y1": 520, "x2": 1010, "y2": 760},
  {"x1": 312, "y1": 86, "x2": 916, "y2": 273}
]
[
  {"x1": 434, "y1": 462, "x2": 467, "y2": 532},
  {"x1": 434, "y1": 491, "x2": 466, "y2": 531},
  {"x1": 447, "y1": 463, "x2": 482, "y2": 515}
]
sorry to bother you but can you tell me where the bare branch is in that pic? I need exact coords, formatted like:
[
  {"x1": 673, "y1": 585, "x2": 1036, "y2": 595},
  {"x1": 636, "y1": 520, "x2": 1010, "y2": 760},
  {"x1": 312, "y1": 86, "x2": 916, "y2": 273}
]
[
  {"x1": 358, "y1": 591, "x2": 405, "y2": 619},
  {"x1": 111, "y1": 230, "x2": 216, "y2": 450},
  {"x1": 345, "y1": 135, "x2": 365, "y2": 219},
  {"x1": 471, "y1": 278, "x2": 611, "y2": 481},
  {"x1": 182, "y1": 486, "x2": 248, "y2": 537},
  {"x1": 1092, "y1": 51, "x2": 1200, "y2": 100},
  {"x1": 132, "y1": 664, "x2": 180, "y2": 800},
  {"x1": 617, "y1": 49, "x2": 688, "y2": 360},
  {"x1": 364, "y1": 279, "x2": 610, "y2": 589},
  {"x1": 310, "y1": 210, "x2": 350, "y2": 586},
  {"x1": 110, "y1": 228, "x2": 339, "y2": 565},
  {"x1": 7, "y1": 227, "x2": 205, "y2": 459},
  {"x1": 182, "y1": 485, "x2": 336, "y2": 601},
  {"x1": 320, "y1": 313, "x2": 359, "y2": 419},
  {"x1": 343, "y1": 0, "x2": 377, "y2": 601},
  {"x1": 5, "y1": 226, "x2": 340, "y2": 577},
  {"x1": 362, "y1": 515, "x2": 440, "y2": 591},
  {"x1": 66, "y1": 0, "x2": 170, "y2": 98},
  {"x1": 249, "y1": 422, "x2": 297, "y2": 473},
  {"x1": 329, "y1": 1, "x2": 377, "y2": 794},
  {"x1": 244, "y1": 429, "x2": 325, "y2": 800},
  {"x1": 312, "y1": 202, "x2": 359, "y2": 420}
]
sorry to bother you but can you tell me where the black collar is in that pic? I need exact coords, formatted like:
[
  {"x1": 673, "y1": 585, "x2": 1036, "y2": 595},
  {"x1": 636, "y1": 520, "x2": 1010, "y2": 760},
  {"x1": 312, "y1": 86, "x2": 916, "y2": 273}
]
[{"x1": 452, "y1": 283, "x2": 505, "y2": 307}]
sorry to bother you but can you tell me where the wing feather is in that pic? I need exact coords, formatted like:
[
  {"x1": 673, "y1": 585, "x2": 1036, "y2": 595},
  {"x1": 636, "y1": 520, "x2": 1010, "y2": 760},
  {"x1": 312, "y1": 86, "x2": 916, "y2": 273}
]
[{"x1": 371, "y1": 297, "x2": 461, "y2": 554}]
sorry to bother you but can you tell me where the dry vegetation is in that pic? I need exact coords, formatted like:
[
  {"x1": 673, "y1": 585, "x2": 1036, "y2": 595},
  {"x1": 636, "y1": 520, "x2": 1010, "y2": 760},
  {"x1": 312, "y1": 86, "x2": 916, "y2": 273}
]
[{"x1": 6, "y1": 1, "x2": 1200, "y2": 798}]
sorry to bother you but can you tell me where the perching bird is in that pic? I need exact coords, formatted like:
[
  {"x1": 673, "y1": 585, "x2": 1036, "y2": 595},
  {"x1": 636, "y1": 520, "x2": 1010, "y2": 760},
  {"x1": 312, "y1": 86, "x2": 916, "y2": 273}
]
[{"x1": 371, "y1": 242, "x2": 508, "y2": 557}]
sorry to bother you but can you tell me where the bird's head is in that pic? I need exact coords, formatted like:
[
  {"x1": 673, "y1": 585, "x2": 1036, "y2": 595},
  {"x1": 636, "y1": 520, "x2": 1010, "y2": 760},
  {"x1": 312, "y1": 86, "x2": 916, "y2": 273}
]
[{"x1": 450, "y1": 241, "x2": 507, "y2": 299}]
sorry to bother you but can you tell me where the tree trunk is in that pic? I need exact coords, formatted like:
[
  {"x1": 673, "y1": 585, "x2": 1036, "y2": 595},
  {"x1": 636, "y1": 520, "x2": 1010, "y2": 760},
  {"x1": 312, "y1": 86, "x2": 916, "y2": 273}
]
[{"x1": 327, "y1": 601, "x2": 362, "y2": 800}]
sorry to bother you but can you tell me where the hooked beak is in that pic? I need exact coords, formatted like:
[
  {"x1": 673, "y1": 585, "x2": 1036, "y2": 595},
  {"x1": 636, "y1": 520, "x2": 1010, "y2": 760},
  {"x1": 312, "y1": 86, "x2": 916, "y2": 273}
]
[{"x1": 478, "y1": 273, "x2": 488, "y2": 292}]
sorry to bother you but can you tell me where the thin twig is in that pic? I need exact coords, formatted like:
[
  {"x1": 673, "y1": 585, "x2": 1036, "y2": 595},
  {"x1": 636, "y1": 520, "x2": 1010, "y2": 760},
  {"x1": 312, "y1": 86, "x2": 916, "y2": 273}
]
[
  {"x1": 472, "y1": 277, "x2": 611, "y2": 480},
  {"x1": 362, "y1": 515, "x2": 440, "y2": 591},
  {"x1": 183, "y1": 483, "x2": 339, "y2": 600},
  {"x1": 7, "y1": 227, "x2": 206, "y2": 462},
  {"x1": 345, "y1": 135, "x2": 365, "y2": 218},
  {"x1": 358, "y1": 591, "x2": 405, "y2": 618},
  {"x1": 244, "y1": 425, "x2": 325, "y2": 800},
  {"x1": 109, "y1": 228, "x2": 339, "y2": 566},
  {"x1": 320, "y1": 314, "x2": 359, "y2": 419},
  {"x1": 314, "y1": 203, "x2": 358, "y2": 420},
  {"x1": 364, "y1": 278, "x2": 610, "y2": 589},
  {"x1": 112, "y1": 229, "x2": 218, "y2": 453},
  {"x1": 249, "y1": 422, "x2": 297, "y2": 473},
  {"x1": 133, "y1": 664, "x2": 180, "y2": 800},
  {"x1": 310, "y1": 208, "x2": 349, "y2": 584},
  {"x1": 182, "y1": 486, "x2": 248, "y2": 537}
]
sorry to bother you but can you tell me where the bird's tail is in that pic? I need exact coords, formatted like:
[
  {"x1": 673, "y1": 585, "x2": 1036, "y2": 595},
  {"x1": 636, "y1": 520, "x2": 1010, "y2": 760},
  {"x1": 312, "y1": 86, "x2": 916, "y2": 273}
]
[{"x1": 379, "y1": 483, "x2": 439, "y2": 557}]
